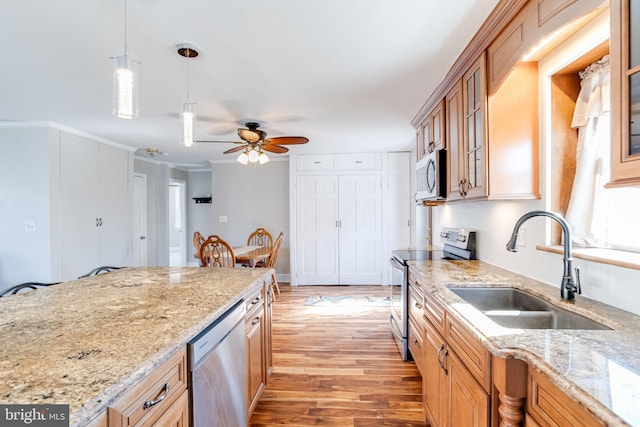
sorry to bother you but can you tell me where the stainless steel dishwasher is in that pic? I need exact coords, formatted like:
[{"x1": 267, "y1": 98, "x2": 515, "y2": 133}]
[{"x1": 188, "y1": 300, "x2": 247, "y2": 427}]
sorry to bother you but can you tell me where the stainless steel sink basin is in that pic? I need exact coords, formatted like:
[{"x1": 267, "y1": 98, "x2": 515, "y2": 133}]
[{"x1": 449, "y1": 287, "x2": 611, "y2": 330}]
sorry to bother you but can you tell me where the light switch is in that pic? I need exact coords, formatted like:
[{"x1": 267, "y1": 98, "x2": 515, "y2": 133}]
[
  {"x1": 25, "y1": 220, "x2": 36, "y2": 232},
  {"x1": 219, "y1": 216, "x2": 228, "y2": 223}
]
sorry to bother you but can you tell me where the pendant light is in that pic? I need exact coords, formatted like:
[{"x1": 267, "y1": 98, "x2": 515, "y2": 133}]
[
  {"x1": 177, "y1": 44, "x2": 198, "y2": 147},
  {"x1": 113, "y1": 0, "x2": 138, "y2": 119}
]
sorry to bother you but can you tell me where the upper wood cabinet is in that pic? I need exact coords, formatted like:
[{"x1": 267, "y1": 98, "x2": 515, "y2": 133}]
[
  {"x1": 610, "y1": 0, "x2": 640, "y2": 186},
  {"x1": 417, "y1": 99, "x2": 446, "y2": 162}
]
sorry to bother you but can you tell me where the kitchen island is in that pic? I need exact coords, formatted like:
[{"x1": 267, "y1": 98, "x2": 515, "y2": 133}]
[
  {"x1": 0, "y1": 267, "x2": 272, "y2": 426},
  {"x1": 409, "y1": 259, "x2": 640, "y2": 426}
]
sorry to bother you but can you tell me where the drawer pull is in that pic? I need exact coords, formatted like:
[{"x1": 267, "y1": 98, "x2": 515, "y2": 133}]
[
  {"x1": 251, "y1": 297, "x2": 260, "y2": 305},
  {"x1": 143, "y1": 382, "x2": 170, "y2": 410},
  {"x1": 414, "y1": 339, "x2": 421, "y2": 349},
  {"x1": 252, "y1": 317, "x2": 260, "y2": 325},
  {"x1": 436, "y1": 344, "x2": 445, "y2": 363},
  {"x1": 414, "y1": 302, "x2": 423, "y2": 309}
]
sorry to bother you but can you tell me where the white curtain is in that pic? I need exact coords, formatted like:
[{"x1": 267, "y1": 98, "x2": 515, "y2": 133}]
[{"x1": 565, "y1": 55, "x2": 611, "y2": 247}]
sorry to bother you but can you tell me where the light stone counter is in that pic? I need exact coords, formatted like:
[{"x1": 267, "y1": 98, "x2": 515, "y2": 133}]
[
  {"x1": 0, "y1": 267, "x2": 272, "y2": 426},
  {"x1": 409, "y1": 259, "x2": 640, "y2": 427}
]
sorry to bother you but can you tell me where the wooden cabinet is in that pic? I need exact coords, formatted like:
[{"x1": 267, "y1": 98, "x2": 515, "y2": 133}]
[
  {"x1": 108, "y1": 348, "x2": 188, "y2": 427},
  {"x1": 422, "y1": 292, "x2": 490, "y2": 427},
  {"x1": 527, "y1": 367, "x2": 604, "y2": 426},
  {"x1": 408, "y1": 280, "x2": 426, "y2": 373},
  {"x1": 417, "y1": 99, "x2": 446, "y2": 161},
  {"x1": 61, "y1": 133, "x2": 132, "y2": 280},
  {"x1": 447, "y1": 53, "x2": 488, "y2": 201},
  {"x1": 246, "y1": 284, "x2": 266, "y2": 416},
  {"x1": 610, "y1": 0, "x2": 640, "y2": 186}
]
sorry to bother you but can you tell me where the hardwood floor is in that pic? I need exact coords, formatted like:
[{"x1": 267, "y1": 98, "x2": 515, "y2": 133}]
[{"x1": 250, "y1": 284, "x2": 427, "y2": 426}]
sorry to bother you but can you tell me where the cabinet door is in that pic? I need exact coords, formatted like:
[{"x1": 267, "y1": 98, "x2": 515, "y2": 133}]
[
  {"x1": 610, "y1": 0, "x2": 640, "y2": 186},
  {"x1": 448, "y1": 352, "x2": 490, "y2": 427},
  {"x1": 432, "y1": 100, "x2": 446, "y2": 151},
  {"x1": 246, "y1": 307, "x2": 265, "y2": 414},
  {"x1": 338, "y1": 175, "x2": 382, "y2": 285},
  {"x1": 423, "y1": 322, "x2": 448, "y2": 427},
  {"x1": 461, "y1": 52, "x2": 488, "y2": 199},
  {"x1": 295, "y1": 175, "x2": 339, "y2": 284},
  {"x1": 98, "y1": 144, "x2": 131, "y2": 267},
  {"x1": 446, "y1": 81, "x2": 464, "y2": 201},
  {"x1": 60, "y1": 134, "x2": 100, "y2": 280},
  {"x1": 420, "y1": 117, "x2": 431, "y2": 160},
  {"x1": 151, "y1": 389, "x2": 189, "y2": 427}
]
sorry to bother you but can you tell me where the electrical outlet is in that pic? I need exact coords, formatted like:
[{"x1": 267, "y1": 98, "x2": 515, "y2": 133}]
[
  {"x1": 219, "y1": 216, "x2": 228, "y2": 223},
  {"x1": 518, "y1": 226, "x2": 526, "y2": 248},
  {"x1": 25, "y1": 220, "x2": 36, "y2": 232}
]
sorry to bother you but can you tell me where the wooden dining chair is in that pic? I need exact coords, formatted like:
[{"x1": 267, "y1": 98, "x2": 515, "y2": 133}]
[
  {"x1": 242, "y1": 228, "x2": 273, "y2": 267},
  {"x1": 199, "y1": 235, "x2": 236, "y2": 268},
  {"x1": 1, "y1": 282, "x2": 61, "y2": 297},
  {"x1": 193, "y1": 231, "x2": 205, "y2": 256},
  {"x1": 266, "y1": 232, "x2": 284, "y2": 296}
]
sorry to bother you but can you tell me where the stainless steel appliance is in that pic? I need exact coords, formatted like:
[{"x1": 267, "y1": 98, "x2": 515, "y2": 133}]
[
  {"x1": 415, "y1": 149, "x2": 447, "y2": 201},
  {"x1": 389, "y1": 228, "x2": 476, "y2": 360},
  {"x1": 188, "y1": 301, "x2": 247, "y2": 427}
]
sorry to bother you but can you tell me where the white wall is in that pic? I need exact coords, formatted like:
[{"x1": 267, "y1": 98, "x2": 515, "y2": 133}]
[
  {"x1": 211, "y1": 160, "x2": 290, "y2": 278},
  {"x1": 187, "y1": 170, "x2": 213, "y2": 262},
  {"x1": 0, "y1": 127, "x2": 58, "y2": 290}
]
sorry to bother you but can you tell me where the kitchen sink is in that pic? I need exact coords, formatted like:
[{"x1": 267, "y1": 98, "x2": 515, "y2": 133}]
[{"x1": 448, "y1": 287, "x2": 611, "y2": 330}]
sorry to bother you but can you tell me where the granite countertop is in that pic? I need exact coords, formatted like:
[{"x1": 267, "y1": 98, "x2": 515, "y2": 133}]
[
  {"x1": 0, "y1": 267, "x2": 272, "y2": 426},
  {"x1": 409, "y1": 259, "x2": 640, "y2": 427}
]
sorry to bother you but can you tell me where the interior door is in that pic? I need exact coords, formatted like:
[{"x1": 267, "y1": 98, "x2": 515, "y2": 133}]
[
  {"x1": 338, "y1": 175, "x2": 382, "y2": 284},
  {"x1": 296, "y1": 175, "x2": 339, "y2": 284},
  {"x1": 133, "y1": 173, "x2": 147, "y2": 266}
]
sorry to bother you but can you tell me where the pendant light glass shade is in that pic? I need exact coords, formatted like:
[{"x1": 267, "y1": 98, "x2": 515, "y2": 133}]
[
  {"x1": 113, "y1": 54, "x2": 138, "y2": 119},
  {"x1": 181, "y1": 103, "x2": 195, "y2": 147},
  {"x1": 237, "y1": 151, "x2": 249, "y2": 165},
  {"x1": 258, "y1": 151, "x2": 270, "y2": 164}
]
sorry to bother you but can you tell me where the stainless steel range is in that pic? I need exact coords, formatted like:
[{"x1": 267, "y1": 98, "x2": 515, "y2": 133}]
[{"x1": 389, "y1": 227, "x2": 476, "y2": 360}]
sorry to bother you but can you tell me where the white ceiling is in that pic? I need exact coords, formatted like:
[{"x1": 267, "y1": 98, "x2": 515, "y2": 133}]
[{"x1": 0, "y1": 0, "x2": 499, "y2": 169}]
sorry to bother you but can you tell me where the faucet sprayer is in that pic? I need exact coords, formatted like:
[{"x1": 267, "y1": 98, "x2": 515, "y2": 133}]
[{"x1": 506, "y1": 210, "x2": 581, "y2": 301}]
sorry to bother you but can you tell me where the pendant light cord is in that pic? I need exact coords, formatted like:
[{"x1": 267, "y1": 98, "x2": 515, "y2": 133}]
[
  {"x1": 124, "y1": 0, "x2": 128, "y2": 56},
  {"x1": 186, "y1": 50, "x2": 191, "y2": 103}
]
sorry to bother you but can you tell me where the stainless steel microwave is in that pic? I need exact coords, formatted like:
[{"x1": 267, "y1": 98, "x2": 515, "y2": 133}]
[{"x1": 416, "y1": 149, "x2": 447, "y2": 201}]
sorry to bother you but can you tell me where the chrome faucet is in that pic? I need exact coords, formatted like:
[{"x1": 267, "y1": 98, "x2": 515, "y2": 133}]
[{"x1": 506, "y1": 210, "x2": 581, "y2": 301}]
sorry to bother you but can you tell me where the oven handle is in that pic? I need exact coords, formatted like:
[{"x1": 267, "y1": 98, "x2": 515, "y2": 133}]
[{"x1": 389, "y1": 257, "x2": 404, "y2": 271}]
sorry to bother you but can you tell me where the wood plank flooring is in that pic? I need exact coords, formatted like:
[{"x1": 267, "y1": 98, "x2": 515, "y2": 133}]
[{"x1": 250, "y1": 285, "x2": 427, "y2": 427}]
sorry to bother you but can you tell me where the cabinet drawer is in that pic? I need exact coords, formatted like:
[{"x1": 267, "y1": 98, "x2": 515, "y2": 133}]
[
  {"x1": 108, "y1": 348, "x2": 187, "y2": 427},
  {"x1": 446, "y1": 315, "x2": 491, "y2": 393},
  {"x1": 527, "y1": 368, "x2": 604, "y2": 427},
  {"x1": 408, "y1": 317, "x2": 425, "y2": 374},
  {"x1": 408, "y1": 283, "x2": 424, "y2": 326},
  {"x1": 337, "y1": 153, "x2": 382, "y2": 170},
  {"x1": 245, "y1": 286, "x2": 264, "y2": 317},
  {"x1": 423, "y1": 293, "x2": 446, "y2": 338},
  {"x1": 297, "y1": 154, "x2": 336, "y2": 171}
]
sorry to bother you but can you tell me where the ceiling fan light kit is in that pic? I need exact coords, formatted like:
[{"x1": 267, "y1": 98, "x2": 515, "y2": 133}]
[{"x1": 113, "y1": 0, "x2": 138, "y2": 119}]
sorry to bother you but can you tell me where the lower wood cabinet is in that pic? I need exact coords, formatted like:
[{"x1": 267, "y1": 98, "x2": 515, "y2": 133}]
[
  {"x1": 246, "y1": 281, "x2": 270, "y2": 418},
  {"x1": 108, "y1": 348, "x2": 188, "y2": 427},
  {"x1": 527, "y1": 367, "x2": 604, "y2": 427}
]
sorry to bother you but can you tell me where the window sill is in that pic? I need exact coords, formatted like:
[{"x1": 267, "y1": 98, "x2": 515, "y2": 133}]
[{"x1": 537, "y1": 245, "x2": 640, "y2": 271}]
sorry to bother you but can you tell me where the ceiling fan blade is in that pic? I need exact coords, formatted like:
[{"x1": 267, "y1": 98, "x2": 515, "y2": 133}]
[
  {"x1": 238, "y1": 128, "x2": 261, "y2": 143},
  {"x1": 261, "y1": 144, "x2": 289, "y2": 153},
  {"x1": 264, "y1": 136, "x2": 309, "y2": 145},
  {"x1": 223, "y1": 145, "x2": 248, "y2": 154}
]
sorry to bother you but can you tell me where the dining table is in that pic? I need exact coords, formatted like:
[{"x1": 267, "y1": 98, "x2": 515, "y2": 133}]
[{"x1": 233, "y1": 245, "x2": 271, "y2": 267}]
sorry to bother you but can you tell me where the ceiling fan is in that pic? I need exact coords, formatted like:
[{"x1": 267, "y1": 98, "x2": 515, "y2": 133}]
[{"x1": 197, "y1": 122, "x2": 308, "y2": 163}]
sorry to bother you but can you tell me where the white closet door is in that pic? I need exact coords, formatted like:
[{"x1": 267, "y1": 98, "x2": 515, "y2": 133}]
[
  {"x1": 60, "y1": 134, "x2": 100, "y2": 280},
  {"x1": 98, "y1": 144, "x2": 131, "y2": 268},
  {"x1": 338, "y1": 175, "x2": 382, "y2": 284},
  {"x1": 296, "y1": 175, "x2": 339, "y2": 284}
]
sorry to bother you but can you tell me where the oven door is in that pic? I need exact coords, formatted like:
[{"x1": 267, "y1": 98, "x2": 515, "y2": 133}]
[{"x1": 389, "y1": 256, "x2": 409, "y2": 360}]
